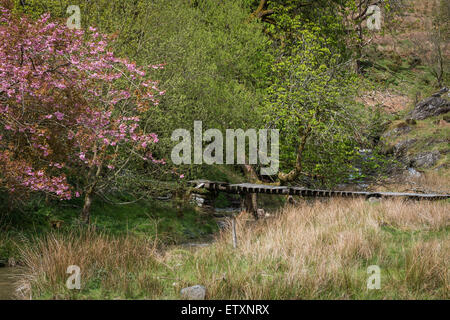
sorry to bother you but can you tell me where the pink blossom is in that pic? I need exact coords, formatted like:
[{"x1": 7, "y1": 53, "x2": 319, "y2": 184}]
[
  {"x1": 54, "y1": 112, "x2": 64, "y2": 120},
  {"x1": 0, "y1": 8, "x2": 163, "y2": 200}
]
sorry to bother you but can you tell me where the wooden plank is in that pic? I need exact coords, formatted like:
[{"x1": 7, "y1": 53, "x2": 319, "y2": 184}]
[{"x1": 188, "y1": 180, "x2": 450, "y2": 201}]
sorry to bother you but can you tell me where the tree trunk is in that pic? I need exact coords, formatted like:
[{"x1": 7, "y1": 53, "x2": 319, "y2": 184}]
[
  {"x1": 80, "y1": 144, "x2": 103, "y2": 224},
  {"x1": 240, "y1": 193, "x2": 258, "y2": 219},
  {"x1": 81, "y1": 187, "x2": 94, "y2": 224},
  {"x1": 355, "y1": 2, "x2": 365, "y2": 74},
  {"x1": 278, "y1": 125, "x2": 312, "y2": 183},
  {"x1": 241, "y1": 164, "x2": 259, "y2": 219}
]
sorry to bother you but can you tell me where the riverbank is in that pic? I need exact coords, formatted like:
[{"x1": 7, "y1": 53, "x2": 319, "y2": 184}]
[{"x1": 11, "y1": 198, "x2": 449, "y2": 300}]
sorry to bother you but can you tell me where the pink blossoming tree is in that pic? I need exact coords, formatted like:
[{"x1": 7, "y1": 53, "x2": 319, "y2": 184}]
[{"x1": 0, "y1": 8, "x2": 165, "y2": 223}]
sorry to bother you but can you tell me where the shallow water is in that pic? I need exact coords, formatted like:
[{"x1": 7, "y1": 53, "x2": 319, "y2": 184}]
[{"x1": 0, "y1": 267, "x2": 19, "y2": 300}]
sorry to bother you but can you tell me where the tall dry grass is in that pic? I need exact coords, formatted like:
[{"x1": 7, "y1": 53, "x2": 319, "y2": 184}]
[
  {"x1": 16, "y1": 198, "x2": 449, "y2": 299},
  {"x1": 409, "y1": 171, "x2": 450, "y2": 194},
  {"x1": 405, "y1": 240, "x2": 449, "y2": 295},
  {"x1": 16, "y1": 227, "x2": 162, "y2": 299},
  {"x1": 182, "y1": 198, "x2": 449, "y2": 299},
  {"x1": 375, "y1": 198, "x2": 449, "y2": 231}
]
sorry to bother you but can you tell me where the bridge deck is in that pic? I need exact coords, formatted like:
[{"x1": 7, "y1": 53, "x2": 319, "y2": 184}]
[{"x1": 189, "y1": 180, "x2": 450, "y2": 200}]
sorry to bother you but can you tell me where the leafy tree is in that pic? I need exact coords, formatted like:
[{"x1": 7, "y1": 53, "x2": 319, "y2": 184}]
[
  {"x1": 341, "y1": 0, "x2": 393, "y2": 73},
  {"x1": 248, "y1": 0, "x2": 354, "y2": 58},
  {"x1": 263, "y1": 26, "x2": 364, "y2": 185},
  {"x1": 428, "y1": 0, "x2": 449, "y2": 87},
  {"x1": 248, "y1": 0, "x2": 395, "y2": 73}
]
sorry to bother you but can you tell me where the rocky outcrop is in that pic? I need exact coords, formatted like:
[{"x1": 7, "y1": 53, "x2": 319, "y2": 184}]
[
  {"x1": 382, "y1": 137, "x2": 442, "y2": 169},
  {"x1": 382, "y1": 138, "x2": 416, "y2": 158},
  {"x1": 382, "y1": 125, "x2": 412, "y2": 139},
  {"x1": 389, "y1": 139, "x2": 417, "y2": 167},
  {"x1": 180, "y1": 285, "x2": 206, "y2": 300},
  {"x1": 410, "y1": 150, "x2": 441, "y2": 168},
  {"x1": 408, "y1": 87, "x2": 450, "y2": 120},
  {"x1": 379, "y1": 88, "x2": 448, "y2": 171},
  {"x1": 393, "y1": 138, "x2": 417, "y2": 156}
]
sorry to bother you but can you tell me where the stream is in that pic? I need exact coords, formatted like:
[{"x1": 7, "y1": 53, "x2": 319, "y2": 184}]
[{"x1": 0, "y1": 267, "x2": 19, "y2": 300}]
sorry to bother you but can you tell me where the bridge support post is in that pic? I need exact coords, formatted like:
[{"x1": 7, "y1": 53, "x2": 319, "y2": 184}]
[
  {"x1": 231, "y1": 216, "x2": 238, "y2": 249},
  {"x1": 240, "y1": 192, "x2": 258, "y2": 219}
]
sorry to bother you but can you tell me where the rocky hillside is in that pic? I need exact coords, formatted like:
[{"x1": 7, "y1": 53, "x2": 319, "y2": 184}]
[
  {"x1": 361, "y1": 0, "x2": 449, "y2": 188},
  {"x1": 380, "y1": 88, "x2": 449, "y2": 175}
]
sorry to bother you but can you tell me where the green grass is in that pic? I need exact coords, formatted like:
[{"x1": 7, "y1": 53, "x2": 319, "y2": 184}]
[
  {"x1": 85, "y1": 200, "x2": 218, "y2": 242},
  {"x1": 0, "y1": 197, "x2": 219, "y2": 262}
]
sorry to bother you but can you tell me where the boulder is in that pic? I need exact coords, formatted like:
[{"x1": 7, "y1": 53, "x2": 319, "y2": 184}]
[
  {"x1": 180, "y1": 285, "x2": 206, "y2": 300},
  {"x1": 407, "y1": 167, "x2": 421, "y2": 177},
  {"x1": 367, "y1": 197, "x2": 380, "y2": 203},
  {"x1": 408, "y1": 88, "x2": 450, "y2": 120},
  {"x1": 256, "y1": 208, "x2": 265, "y2": 218},
  {"x1": 410, "y1": 150, "x2": 441, "y2": 168}
]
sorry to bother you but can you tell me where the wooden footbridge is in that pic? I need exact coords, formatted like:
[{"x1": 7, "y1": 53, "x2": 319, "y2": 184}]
[
  {"x1": 188, "y1": 180, "x2": 449, "y2": 218},
  {"x1": 188, "y1": 180, "x2": 449, "y2": 246},
  {"x1": 189, "y1": 180, "x2": 450, "y2": 201}
]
